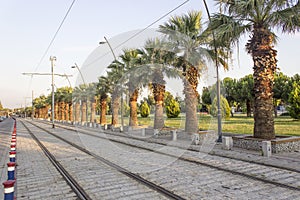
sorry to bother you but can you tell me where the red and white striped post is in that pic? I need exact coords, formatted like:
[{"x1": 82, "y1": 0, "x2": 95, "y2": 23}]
[
  {"x1": 7, "y1": 162, "x2": 16, "y2": 180},
  {"x1": 9, "y1": 151, "x2": 16, "y2": 163},
  {"x1": 2, "y1": 180, "x2": 16, "y2": 200}
]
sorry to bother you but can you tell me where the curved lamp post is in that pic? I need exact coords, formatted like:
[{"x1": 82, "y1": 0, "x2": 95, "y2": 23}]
[
  {"x1": 99, "y1": 36, "x2": 124, "y2": 129},
  {"x1": 71, "y1": 63, "x2": 88, "y2": 123}
]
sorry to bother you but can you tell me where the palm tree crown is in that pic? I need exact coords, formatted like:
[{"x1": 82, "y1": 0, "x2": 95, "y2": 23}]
[{"x1": 208, "y1": 0, "x2": 300, "y2": 139}]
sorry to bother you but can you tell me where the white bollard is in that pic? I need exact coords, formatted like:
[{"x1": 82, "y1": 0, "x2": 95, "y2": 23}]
[
  {"x1": 154, "y1": 129, "x2": 159, "y2": 137},
  {"x1": 262, "y1": 141, "x2": 272, "y2": 157},
  {"x1": 104, "y1": 124, "x2": 107, "y2": 130},
  {"x1": 192, "y1": 134, "x2": 200, "y2": 145},
  {"x1": 171, "y1": 130, "x2": 177, "y2": 141},
  {"x1": 222, "y1": 136, "x2": 233, "y2": 150},
  {"x1": 141, "y1": 128, "x2": 145, "y2": 136},
  {"x1": 120, "y1": 126, "x2": 123, "y2": 132}
]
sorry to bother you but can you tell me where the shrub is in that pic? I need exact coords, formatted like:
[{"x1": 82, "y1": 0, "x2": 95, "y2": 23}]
[
  {"x1": 166, "y1": 98, "x2": 180, "y2": 118},
  {"x1": 210, "y1": 95, "x2": 231, "y2": 119},
  {"x1": 140, "y1": 101, "x2": 150, "y2": 118},
  {"x1": 288, "y1": 82, "x2": 300, "y2": 119}
]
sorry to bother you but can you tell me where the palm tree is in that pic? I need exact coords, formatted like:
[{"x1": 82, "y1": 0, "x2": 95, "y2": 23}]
[
  {"x1": 97, "y1": 76, "x2": 110, "y2": 125},
  {"x1": 208, "y1": 0, "x2": 300, "y2": 139},
  {"x1": 72, "y1": 86, "x2": 82, "y2": 122},
  {"x1": 139, "y1": 38, "x2": 177, "y2": 129},
  {"x1": 120, "y1": 49, "x2": 142, "y2": 127},
  {"x1": 107, "y1": 60, "x2": 125, "y2": 126},
  {"x1": 86, "y1": 83, "x2": 97, "y2": 123},
  {"x1": 159, "y1": 11, "x2": 227, "y2": 134}
]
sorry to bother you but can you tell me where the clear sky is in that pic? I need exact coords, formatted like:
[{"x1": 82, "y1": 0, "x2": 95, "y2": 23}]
[{"x1": 0, "y1": 0, "x2": 299, "y2": 109}]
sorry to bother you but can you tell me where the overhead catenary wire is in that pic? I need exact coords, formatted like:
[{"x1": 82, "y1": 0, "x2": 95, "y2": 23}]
[
  {"x1": 33, "y1": 0, "x2": 76, "y2": 72},
  {"x1": 84, "y1": 0, "x2": 190, "y2": 67}
]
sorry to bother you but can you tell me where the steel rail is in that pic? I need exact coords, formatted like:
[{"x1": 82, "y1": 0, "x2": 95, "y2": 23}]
[
  {"x1": 20, "y1": 121, "x2": 92, "y2": 200},
  {"x1": 24, "y1": 120, "x2": 186, "y2": 200}
]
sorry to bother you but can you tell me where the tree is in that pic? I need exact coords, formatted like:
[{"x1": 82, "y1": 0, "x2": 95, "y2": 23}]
[
  {"x1": 140, "y1": 101, "x2": 150, "y2": 118},
  {"x1": 97, "y1": 76, "x2": 110, "y2": 125},
  {"x1": 166, "y1": 98, "x2": 181, "y2": 118},
  {"x1": 0, "y1": 101, "x2": 3, "y2": 110},
  {"x1": 138, "y1": 38, "x2": 177, "y2": 129},
  {"x1": 222, "y1": 77, "x2": 237, "y2": 107},
  {"x1": 236, "y1": 75, "x2": 254, "y2": 117},
  {"x1": 273, "y1": 72, "x2": 291, "y2": 117},
  {"x1": 210, "y1": 95, "x2": 231, "y2": 120},
  {"x1": 121, "y1": 49, "x2": 141, "y2": 127},
  {"x1": 288, "y1": 82, "x2": 300, "y2": 119},
  {"x1": 208, "y1": 0, "x2": 300, "y2": 139},
  {"x1": 159, "y1": 11, "x2": 228, "y2": 134}
]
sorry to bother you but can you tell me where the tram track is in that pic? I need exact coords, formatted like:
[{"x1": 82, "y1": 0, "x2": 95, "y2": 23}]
[
  {"x1": 21, "y1": 119, "x2": 186, "y2": 200},
  {"x1": 31, "y1": 119, "x2": 300, "y2": 192}
]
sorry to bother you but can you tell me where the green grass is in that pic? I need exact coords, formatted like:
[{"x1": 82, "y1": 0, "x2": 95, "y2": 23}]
[{"x1": 99, "y1": 113, "x2": 300, "y2": 136}]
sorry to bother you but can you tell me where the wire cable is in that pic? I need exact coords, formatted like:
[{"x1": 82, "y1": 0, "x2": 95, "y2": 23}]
[
  {"x1": 34, "y1": 0, "x2": 76, "y2": 72},
  {"x1": 85, "y1": 0, "x2": 190, "y2": 67}
]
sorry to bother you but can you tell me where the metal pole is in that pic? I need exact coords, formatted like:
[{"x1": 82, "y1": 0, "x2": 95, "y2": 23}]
[
  {"x1": 50, "y1": 56, "x2": 57, "y2": 128},
  {"x1": 32, "y1": 90, "x2": 34, "y2": 120},
  {"x1": 103, "y1": 36, "x2": 124, "y2": 129},
  {"x1": 202, "y1": 0, "x2": 222, "y2": 142}
]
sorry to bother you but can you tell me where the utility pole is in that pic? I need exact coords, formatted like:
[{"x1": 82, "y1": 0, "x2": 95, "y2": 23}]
[
  {"x1": 22, "y1": 65, "x2": 72, "y2": 128},
  {"x1": 32, "y1": 90, "x2": 34, "y2": 120},
  {"x1": 50, "y1": 56, "x2": 56, "y2": 128}
]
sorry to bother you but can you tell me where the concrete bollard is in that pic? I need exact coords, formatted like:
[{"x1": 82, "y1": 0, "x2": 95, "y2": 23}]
[
  {"x1": 9, "y1": 152, "x2": 16, "y2": 163},
  {"x1": 154, "y1": 129, "x2": 159, "y2": 138},
  {"x1": 222, "y1": 136, "x2": 233, "y2": 150},
  {"x1": 262, "y1": 141, "x2": 272, "y2": 157},
  {"x1": 171, "y1": 130, "x2": 177, "y2": 141},
  {"x1": 3, "y1": 180, "x2": 16, "y2": 200},
  {"x1": 141, "y1": 128, "x2": 145, "y2": 136},
  {"x1": 120, "y1": 126, "x2": 123, "y2": 132},
  {"x1": 7, "y1": 162, "x2": 16, "y2": 180},
  {"x1": 104, "y1": 124, "x2": 107, "y2": 130},
  {"x1": 192, "y1": 134, "x2": 200, "y2": 145}
]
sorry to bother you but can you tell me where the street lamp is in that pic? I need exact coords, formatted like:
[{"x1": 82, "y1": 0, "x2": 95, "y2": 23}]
[
  {"x1": 71, "y1": 63, "x2": 88, "y2": 123},
  {"x1": 99, "y1": 36, "x2": 124, "y2": 129},
  {"x1": 203, "y1": 0, "x2": 222, "y2": 142},
  {"x1": 71, "y1": 63, "x2": 86, "y2": 85},
  {"x1": 50, "y1": 56, "x2": 56, "y2": 128}
]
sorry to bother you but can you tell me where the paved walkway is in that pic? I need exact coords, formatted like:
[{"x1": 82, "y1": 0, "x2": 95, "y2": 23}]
[{"x1": 1, "y1": 118, "x2": 299, "y2": 199}]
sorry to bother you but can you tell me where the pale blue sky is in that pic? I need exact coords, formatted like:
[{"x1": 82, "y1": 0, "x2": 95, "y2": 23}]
[{"x1": 0, "y1": 0, "x2": 299, "y2": 108}]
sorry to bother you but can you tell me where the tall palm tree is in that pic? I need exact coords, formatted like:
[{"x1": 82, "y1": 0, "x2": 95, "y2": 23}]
[
  {"x1": 120, "y1": 49, "x2": 142, "y2": 127},
  {"x1": 208, "y1": 0, "x2": 300, "y2": 139},
  {"x1": 139, "y1": 38, "x2": 178, "y2": 129},
  {"x1": 159, "y1": 11, "x2": 227, "y2": 134},
  {"x1": 86, "y1": 83, "x2": 97, "y2": 123},
  {"x1": 107, "y1": 60, "x2": 125, "y2": 126},
  {"x1": 97, "y1": 76, "x2": 110, "y2": 125},
  {"x1": 72, "y1": 86, "x2": 82, "y2": 122}
]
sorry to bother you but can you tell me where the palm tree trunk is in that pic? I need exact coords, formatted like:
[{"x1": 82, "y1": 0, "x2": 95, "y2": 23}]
[
  {"x1": 75, "y1": 102, "x2": 80, "y2": 122},
  {"x1": 183, "y1": 66, "x2": 199, "y2": 134},
  {"x1": 247, "y1": 27, "x2": 277, "y2": 139},
  {"x1": 129, "y1": 89, "x2": 139, "y2": 127},
  {"x1": 153, "y1": 83, "x2": 165, "y2": 129},
  {"x1": 111, "y1": 93, "x2": 120, "y2": 125},
  {"x1": 100, "y1": 97, "x2": 107, "y2": 125},
  {"x1": 65, "y1": 103, "x2": 69, "y2": 121},
  {"x1": 81, "y1": 101, "x2": 87, "y2": 122},
  {"x1": 69, "y1": 103, "x2": 73, "y2": 121},
  {"x1": 90, "y1": 98, "x2": 96, "y2": 123},
  {"x1": 55, "y1": 102, "x2": 59, "y2": 120},
  {"x1": 246, "y1": 99, "x2": 251, "y2": 117}
]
